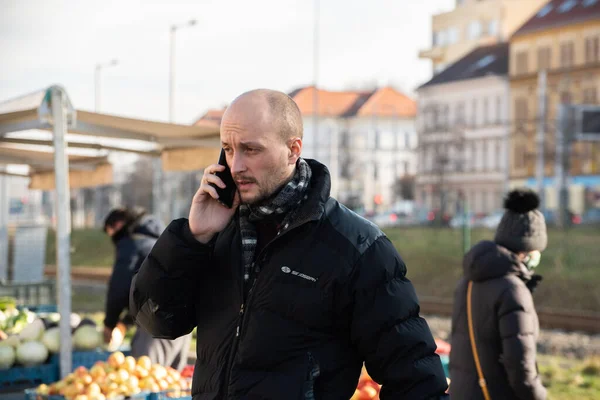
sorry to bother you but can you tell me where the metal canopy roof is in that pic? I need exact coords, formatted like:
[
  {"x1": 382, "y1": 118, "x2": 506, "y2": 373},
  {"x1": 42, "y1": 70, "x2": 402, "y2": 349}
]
[{"x1": 0, "y1": 88, "x2": 220, "y2": 147}]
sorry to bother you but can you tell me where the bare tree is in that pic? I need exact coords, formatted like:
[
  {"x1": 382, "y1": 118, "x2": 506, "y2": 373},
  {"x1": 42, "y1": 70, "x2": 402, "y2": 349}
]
[
  {"x1": 121, "y1": 156, "x2": 154, "y2": 211},
  {"x1": 419, "y1": 103, "x2": 466, "y2": 225}
]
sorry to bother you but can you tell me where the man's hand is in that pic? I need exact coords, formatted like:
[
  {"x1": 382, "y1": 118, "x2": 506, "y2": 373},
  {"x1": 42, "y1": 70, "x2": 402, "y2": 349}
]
[
  {"x1": 189, "y1": 163, "x2": 240, "y2": 244},
  {"x1": 103, "y1": 326, "x2": 113, "y2": 344}
]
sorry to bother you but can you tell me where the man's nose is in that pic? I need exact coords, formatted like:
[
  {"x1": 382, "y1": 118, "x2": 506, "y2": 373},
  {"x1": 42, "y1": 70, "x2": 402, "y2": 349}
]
[{"x1": 230, "y1": 153, "x2": 246, "y2": 175}]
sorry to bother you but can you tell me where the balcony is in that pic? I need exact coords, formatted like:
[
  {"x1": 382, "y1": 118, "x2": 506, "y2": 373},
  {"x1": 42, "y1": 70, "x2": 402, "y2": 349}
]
[{"x1": 419, "y1": 46, "x2": 445, "y2": 61}]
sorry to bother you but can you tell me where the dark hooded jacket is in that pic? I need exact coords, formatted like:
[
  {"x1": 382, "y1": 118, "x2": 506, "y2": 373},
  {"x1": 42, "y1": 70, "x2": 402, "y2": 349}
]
[
  {"x1": 104, "y1": 213, "x2": 164, "y2": 329},
  {"x1": 449, "y1": 240, "x2": 546, "y2": 400},
  {"x1": 130, "y1": 159, "x2": 448, "y2": 400}
]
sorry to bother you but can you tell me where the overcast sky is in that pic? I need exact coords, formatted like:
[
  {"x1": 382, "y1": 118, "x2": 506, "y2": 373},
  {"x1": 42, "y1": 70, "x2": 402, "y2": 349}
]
[{"x1": 0, "y1": 0, "x2": 454, "y2": 126}]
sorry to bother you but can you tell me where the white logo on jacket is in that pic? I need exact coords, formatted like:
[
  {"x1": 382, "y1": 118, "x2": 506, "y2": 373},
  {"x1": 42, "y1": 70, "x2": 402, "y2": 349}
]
[{"x1": 281, "y1": 266, "x2": 317, "y2": 282}]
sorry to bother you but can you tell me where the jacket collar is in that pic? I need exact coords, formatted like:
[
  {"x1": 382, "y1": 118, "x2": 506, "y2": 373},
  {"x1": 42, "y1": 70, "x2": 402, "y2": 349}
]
[{"x1": 463, "y1": 240, "x2": 533, "y2": 283}]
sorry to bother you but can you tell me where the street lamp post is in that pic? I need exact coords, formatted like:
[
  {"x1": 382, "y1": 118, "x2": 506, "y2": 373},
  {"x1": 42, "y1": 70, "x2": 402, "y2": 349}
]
[
  {"x1": 156, "y1": 19, "x2": 197, "y2": 223},
  {"x1": 312, "y1": 0, "x2": 320, "y2": 158},
  {"x1": 169, "y1": 19, "x2": 197, "y2": 123},
  {"x1": 94, "y1": 59, "x2": 119, "y2": 112},
  {"x1": 93, "y1": 59, "x2": 118, "y2": 227}
]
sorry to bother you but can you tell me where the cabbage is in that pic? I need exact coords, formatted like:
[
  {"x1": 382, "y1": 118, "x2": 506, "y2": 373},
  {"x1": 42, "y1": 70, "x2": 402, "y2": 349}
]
[
  {"x1": 73, "y1": 325, "x2": 102, "y2": 350},
  {"x1": 0, "y1": 344, "x2": 15, "y2": 369},
  {"x1": 16, "y1": 341, "x2": 48, "y2": 366},
  {"x1": 3, "y1": 335, "x2": 20, "y2": 348},
  {"x1": 41, "y1": 327, "x2": 60, "y2": 353},
  {"x1": 0, "y1": 310, "x2": 6, "y2": 329},
  {"x1": 19, "y1": 319, "x2": 45, "y2": 342}
]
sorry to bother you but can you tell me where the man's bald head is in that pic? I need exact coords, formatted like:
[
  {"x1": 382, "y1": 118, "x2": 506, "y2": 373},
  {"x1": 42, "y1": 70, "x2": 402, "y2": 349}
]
[{"x1": 224, "y1": 89, "x2": 303, "y2": 142}]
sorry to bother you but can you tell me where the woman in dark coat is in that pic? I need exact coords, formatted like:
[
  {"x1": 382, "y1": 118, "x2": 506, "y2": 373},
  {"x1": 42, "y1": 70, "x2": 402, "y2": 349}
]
[
  {"x1": 103, "y1": 207, "x2": 191, "y2": 371},
  {"x1": 449, "y1": 189, "x2": 547, "y2": 400}
]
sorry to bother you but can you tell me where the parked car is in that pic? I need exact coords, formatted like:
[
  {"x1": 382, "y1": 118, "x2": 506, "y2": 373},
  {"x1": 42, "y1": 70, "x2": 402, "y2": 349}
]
[
  {"x1": 580, "y1": 208, "x2": 600, "y2": 225},
  {"x1": 480, "y1": 211, "x2": 504, "y2": 230}
]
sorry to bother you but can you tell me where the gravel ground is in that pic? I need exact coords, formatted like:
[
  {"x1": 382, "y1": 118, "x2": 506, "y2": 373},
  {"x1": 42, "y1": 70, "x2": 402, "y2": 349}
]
[{"x1": 423, "y1": 314, "x2": 600, "y2": 359}]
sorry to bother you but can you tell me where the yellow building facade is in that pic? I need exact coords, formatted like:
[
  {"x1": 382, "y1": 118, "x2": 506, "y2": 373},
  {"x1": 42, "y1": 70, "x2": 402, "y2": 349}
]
[
  {"x1": 509, "y1": 0, "x2": 600, "y2": 214},
  {"x1": 420, "y1": 0, "x2": 547, "y2": 74}
]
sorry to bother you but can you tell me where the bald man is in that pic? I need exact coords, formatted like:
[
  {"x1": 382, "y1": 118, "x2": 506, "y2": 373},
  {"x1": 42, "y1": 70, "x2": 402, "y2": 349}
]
[{"x1": 131, "y1": 89, "x2": 448, "y2": 399}]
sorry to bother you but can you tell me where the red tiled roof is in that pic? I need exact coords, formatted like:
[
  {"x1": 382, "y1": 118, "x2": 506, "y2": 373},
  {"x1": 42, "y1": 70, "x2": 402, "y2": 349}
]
[
  {"x1": 513, "y1": 0, "x2": 600, "y2": 38},
  {"x1": 356, "y1": 87, "x2": 417, "y2": 117},
  {"x1": 290, "y1": 86, "x2": 416, "y2": 118},
  {"x1": 193, "y1": 108, "x2": 225, "y2": 127}
]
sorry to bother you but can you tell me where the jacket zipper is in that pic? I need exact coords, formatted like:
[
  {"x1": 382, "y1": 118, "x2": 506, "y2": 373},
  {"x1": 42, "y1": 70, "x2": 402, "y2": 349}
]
[{"x1": 223, "y1": 220, "x2": 310, "y2": 398}]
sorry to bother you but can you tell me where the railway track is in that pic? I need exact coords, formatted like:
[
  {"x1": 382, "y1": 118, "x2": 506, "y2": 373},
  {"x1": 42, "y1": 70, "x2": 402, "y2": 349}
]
[
  {"x1": 419, "y1": 296, "x2": 600, "y2": 335},
  {"x1": 45, "y1": 267, "x2": 600, "y2": 334}
]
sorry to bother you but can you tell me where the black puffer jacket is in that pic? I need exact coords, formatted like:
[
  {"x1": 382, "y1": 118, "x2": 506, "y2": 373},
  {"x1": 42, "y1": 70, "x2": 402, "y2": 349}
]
[
  {"x1": 104, "y1": 213, "x2": 164, "y2": 329},
  {"x1": 449, "y1": 240, "x2": 546, "y2": 400},
  {"x1": 130, "y1": 160, "x2": 448, "y2": 400}
]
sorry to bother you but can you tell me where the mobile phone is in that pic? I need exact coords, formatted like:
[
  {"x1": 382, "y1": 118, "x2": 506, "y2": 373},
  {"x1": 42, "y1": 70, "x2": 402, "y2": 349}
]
[{"x1": 209, "y1": 149, "x2": 237, "y2": 208}]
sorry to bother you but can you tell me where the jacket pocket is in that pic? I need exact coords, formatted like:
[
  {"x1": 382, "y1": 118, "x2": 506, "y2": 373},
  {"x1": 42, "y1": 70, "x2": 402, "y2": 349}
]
[{"x1": 302, "y1": 352, "x2": 321, "y2": 400}]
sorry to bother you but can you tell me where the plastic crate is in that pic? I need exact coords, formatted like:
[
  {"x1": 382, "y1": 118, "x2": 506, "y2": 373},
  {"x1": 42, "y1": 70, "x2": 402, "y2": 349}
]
[
  {"x1": 50, "y1": 349, "x2": 132, "y2": 371},
  {"x1": 18, "y1": 304, "x2": 58, "y2": 313},
  {"x1": 155, "y1": 389, "x2": 192, "y2": 400},
  {"x1": 24, "y1": 389, "x2": 149, "y2": 400},
  {"x1": 0, "y1": 281, "x2": 55, "y2": 307},
  {"x1": 0, "y1": 361, "x2": 58, "y2": 390},
  {"x1": 440, "y1": 354, "x2": 450, "y2": 378}
]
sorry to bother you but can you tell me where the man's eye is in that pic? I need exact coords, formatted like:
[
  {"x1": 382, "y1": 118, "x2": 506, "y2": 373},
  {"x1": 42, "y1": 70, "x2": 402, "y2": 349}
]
[{"x1": 223, "y1": 148, "x2": 232, "y2": 153}]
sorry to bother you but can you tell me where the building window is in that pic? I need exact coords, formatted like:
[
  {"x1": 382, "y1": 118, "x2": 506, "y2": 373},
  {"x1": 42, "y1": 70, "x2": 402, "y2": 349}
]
[
  {"x1": 496, "y1": 139, "x2": 503, "y2": 171},
  {"x1": 537, "y1": 47, "x2": 552, "y2": 70},
  {"x1": 434, "y1": 30, "x2": 447, "y2": 47},
  {"x1": 560, "y1": 41, "x2": 575, "y2": 68},
  {"x1": 373, "y1": 163, "x2": 378, "y2": 180},
  {"x1": 558, "y1": 0, "x2": 577, "y2": 13},
  {"x1": 515, "y1": 144, "x2": 526, "y2": 168},
  {"x1": 561, "y1": 91, "x2": 572, "y2": 104},
  {"x1": 404, "y1": 132, "x2": 411, "y2": 148},
  {"x1": 585, "y1": 36, "x2": 600, "y2": 64},
  {"x1": 537, "y1": 4, "x2": 553, "y2": 18},
  {"x1": 488, "y1": 20, "x2": 499, "y2": 36},
  {"x1": 515, "y1": 51, "x2": 529, "y2": 75},
  {"x1": 404, "y1": 161, "x2": 410, "y2": 175},
  {"x1": 584, "y1": 88, "x2": 598, "y2": 104},
  {"x1": 448, "y1": 27, "x2": 459, "y2": 45},
  {"x1": 496, "y1": 95, "x2": 502, "y2": 124},
  {"x1": 483, "y1": 98, "x2": 489, "y2": 125},
  {"x1": 456, "y1": 102, "x2": 466, "y2": 125},
  {"x1": 471, "y1": 99, "x2": 478, "y2": 126},
  {"x1": 468, "y1": 21, "x2": 482, "y2": 39},
  {"x1": 514, "y1": 97, "x2": 529, "y2": 125}
]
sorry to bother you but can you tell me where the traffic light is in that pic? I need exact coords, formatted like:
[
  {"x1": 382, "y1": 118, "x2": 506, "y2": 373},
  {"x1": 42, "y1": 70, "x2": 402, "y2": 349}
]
[{"x1": 575, "y1": 105, "x2": 600, "y2": 141}]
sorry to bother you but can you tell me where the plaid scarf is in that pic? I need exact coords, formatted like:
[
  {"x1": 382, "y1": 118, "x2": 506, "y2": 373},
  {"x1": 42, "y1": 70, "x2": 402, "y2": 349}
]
[{"x1": 238, "y1": 158, "x2": 312, "y2": 288}]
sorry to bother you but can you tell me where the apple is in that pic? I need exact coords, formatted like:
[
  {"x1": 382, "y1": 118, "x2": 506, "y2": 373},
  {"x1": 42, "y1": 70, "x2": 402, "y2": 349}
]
[
  {"x1": 118, "y1": 384, "x2": 130, "y2": 395},
  {"x1": 107, "y1": 351, "x2": 125, "y2": 369},
  {"x1": 151, "y1": 365, "x2": 167, "y2": 380},
  {"x1": 116, "y1": 368, "x2": 130, "y2": 384},
  {"x1": 123, "y1": 356, "x2": 136, "y2": 372},
  {"x1": 137, "y1": 355, "x2": 152, "y2": 371},
  {"x1": 150, "y1": 383, "x2": 161, "y2": 393},
  {"x1": 158, "y1": 379, "x2": 169, "y2": 391},
  {"x1": 74, "y1": 366, "x2": 88, "y2": 378},
  {"x1": 135, "y1": 365, "x2": 149, "y2": 379}
]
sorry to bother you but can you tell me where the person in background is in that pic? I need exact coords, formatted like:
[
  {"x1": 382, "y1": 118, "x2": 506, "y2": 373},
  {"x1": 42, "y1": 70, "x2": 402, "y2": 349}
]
[
  {"x1": 449, "y1": 189, "x2": 547, "y2": 399},
  {"x1": 103, "y1": 207, "x2": 191, "y2": 371}
]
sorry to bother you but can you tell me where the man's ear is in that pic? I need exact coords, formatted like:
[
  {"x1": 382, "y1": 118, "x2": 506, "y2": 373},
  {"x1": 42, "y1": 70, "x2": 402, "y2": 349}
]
[{"x1": 288, "y1": 137, "x2": 302, "y2": 165}]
